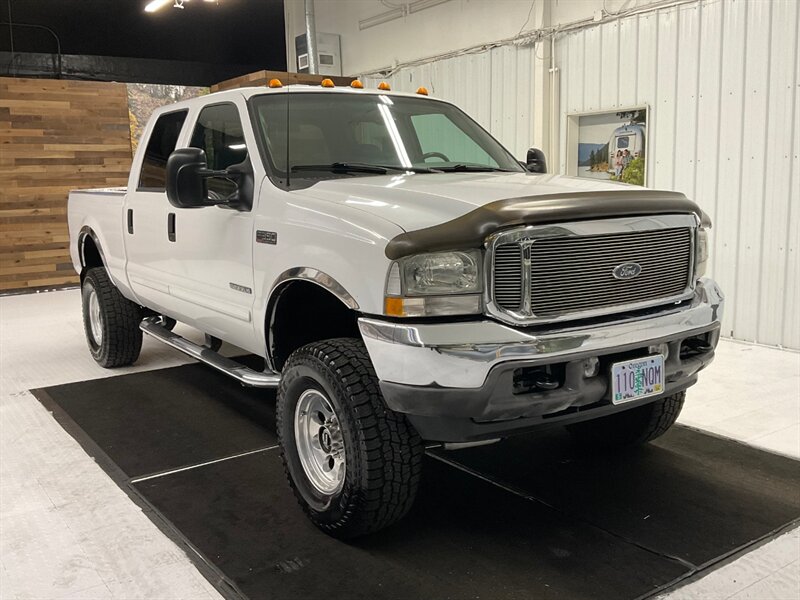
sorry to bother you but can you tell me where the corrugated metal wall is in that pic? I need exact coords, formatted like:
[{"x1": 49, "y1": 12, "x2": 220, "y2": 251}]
[
  {"x1": 364, "y1": 44, "x2": 538, "y2": 159},
  {"x1": 365, "y1": 0, "x2": 799, "y2": 349},
  {"x1": 557, "y1": 0, "x2": 799, "y2": 349}
]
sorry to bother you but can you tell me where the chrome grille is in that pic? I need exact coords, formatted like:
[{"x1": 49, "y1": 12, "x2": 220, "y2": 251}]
[
  {"x1": 493, "y1": 243, "x2": 523, "y2": 310},
  {"x1": 490, "y1": 222, "x2": 694, "y2": 323}
]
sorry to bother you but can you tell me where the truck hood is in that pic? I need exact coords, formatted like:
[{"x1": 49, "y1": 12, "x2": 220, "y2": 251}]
[{"x1": 296, "y1": 172, "x2": 652, "y2": 233}]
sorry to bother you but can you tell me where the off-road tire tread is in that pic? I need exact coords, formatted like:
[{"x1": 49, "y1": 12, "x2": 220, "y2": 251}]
[
  {"x1": 82, "y1": 267, "x2": 142, "y2": 368},
  {"x1": 277, "y1": 338, "x2": 423, "y2": 538},
  {"x1": 566, "y1": 392, "x2": 685, "y2": 448}
]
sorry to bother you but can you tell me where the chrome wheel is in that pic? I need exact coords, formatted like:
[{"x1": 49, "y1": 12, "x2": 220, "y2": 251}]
[
  {"x1": 88, "y1": 288, "x2": 103, "y2": 346},
  {"x1": 294, "y1": 388, "x2": 346, "y2": 495}
]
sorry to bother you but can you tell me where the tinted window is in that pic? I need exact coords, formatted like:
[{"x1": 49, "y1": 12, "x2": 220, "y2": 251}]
[
  {"x1": 410, "y1": 113, "x2": 497, "y2": 167},
  {"x1": 250, "y1": 93, "x2": 522, "y2": 180},
  {"x1": 138, "y1": 110, "x2": 187, "y2": 191},
  {"x1": 617, "y1": 135, "x2": 630, "y2": 149},
  {"x1": 190, "y1": 103, "x2": 248, "y2": 199}
]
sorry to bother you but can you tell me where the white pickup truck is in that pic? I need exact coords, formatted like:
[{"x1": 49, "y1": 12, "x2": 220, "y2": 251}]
[{"x1": 68, "y1": 82, "x2": 724, "y2": 538}]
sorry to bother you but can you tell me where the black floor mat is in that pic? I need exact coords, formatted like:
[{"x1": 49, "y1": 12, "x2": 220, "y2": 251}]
[{"x1": 33, "y1": 362, "x2": 800, "y2": 600}]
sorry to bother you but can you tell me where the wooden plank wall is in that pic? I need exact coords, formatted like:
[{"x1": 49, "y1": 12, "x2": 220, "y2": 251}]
[
  {"x1": 0, "y1": 77, "x2": 132, "y2": 291},
  {"x1": 211, "y1": 70, "x2": 353, "y2": 92}
]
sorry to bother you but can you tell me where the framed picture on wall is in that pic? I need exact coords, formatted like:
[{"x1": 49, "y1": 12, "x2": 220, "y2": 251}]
[{"x1": 565, "y1": 106, "x2": 649, "y2": 187}]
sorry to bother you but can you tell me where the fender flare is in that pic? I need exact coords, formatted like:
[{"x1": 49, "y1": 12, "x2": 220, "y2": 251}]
[
  {"x1": 268, "y1": 267, "x2": 359, "y2": 310},
  {"x1": 77, "y1": 226, "x2": 115, "y2": 284},
  {"x1": 264, "y1": 267, "x2": 360, "y2": 371}
]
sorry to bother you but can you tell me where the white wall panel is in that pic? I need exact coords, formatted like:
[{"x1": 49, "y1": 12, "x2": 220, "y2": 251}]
[{"x1": 556, "y1": 0, "x2": 800, "y2": 349}]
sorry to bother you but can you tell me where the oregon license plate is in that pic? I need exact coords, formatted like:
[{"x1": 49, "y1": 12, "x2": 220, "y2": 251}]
[{"x1": 611, "y1": 355, "x2": 665, "y2": 404}]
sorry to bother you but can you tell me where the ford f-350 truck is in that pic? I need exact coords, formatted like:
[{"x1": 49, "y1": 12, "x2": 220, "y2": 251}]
[{"x1": 68, "y1": 82, "x2": 724, "y2": 538}]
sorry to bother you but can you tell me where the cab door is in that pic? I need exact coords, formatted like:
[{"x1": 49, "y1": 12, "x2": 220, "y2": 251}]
[
  {"x1": 164, "y1": 101, "x2": 259, "y2": 350},
  {"x1": 123, "y1": 109, "x2": 189, "y2": 315}
]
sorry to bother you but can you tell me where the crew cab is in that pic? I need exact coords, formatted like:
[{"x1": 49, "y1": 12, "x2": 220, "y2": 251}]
[{"x1": 68, "y1": 82, "x2": 724, "y2": 538}]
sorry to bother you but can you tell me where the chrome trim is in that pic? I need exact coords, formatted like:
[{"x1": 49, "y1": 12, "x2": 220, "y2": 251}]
[
  {"x1": 78, "y1": 226, "x2": 117, "y2": 286},
  {"x1": 270, "y1": 267, "x2": 359, "y2": 310},
  {"x1": 484, "y1": 214, "x2": 699, "y2": 326},
  {"x1": 359, "y1": 277, "x2": 723, "y2": 389},
  {"x1": 140, "y1": 317, "x2": 281, "y2": 387}
]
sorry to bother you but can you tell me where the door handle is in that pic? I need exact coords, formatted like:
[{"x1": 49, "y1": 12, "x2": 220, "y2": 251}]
[
  {"x1": 168, "y1": 213, "x2": 176, "y2": 242},
  {"x1": 127, "y1": 209, "x2": 134, "y2": 234}
]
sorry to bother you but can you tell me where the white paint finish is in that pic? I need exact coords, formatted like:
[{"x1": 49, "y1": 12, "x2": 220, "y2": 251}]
[
  {"x1": 652, "y1": 7, "x2": 678, "y2": 191},
  {"x1": 734, "y1": 0, "x2": 772, "y2": 343},
  {"x1": 556, "y1": 0, "x2": 800, "y2": 349},
  {"x1": 759, "y1": 0, "x2": 799, "y2": 347},
  {"x1": 673, "y1": 3, "x2": 700, "y2": 198}
]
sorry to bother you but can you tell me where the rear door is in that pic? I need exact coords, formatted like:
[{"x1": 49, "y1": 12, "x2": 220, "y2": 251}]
[{"x1": 123, "y1": 109, "x2": 188, "y2": 313}]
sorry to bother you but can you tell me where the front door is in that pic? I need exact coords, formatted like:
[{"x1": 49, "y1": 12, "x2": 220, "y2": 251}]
[{"x1": 165, "y1": 101, "x2": 258, "y2": 350}]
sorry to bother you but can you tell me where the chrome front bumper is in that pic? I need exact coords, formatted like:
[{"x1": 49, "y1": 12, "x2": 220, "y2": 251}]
[
  {"x1": 359, "y1": 278, "x2": 724, "y2": 390},
  {"x1": 358, "y1": 278, "x2": 723, "y2": 441}
]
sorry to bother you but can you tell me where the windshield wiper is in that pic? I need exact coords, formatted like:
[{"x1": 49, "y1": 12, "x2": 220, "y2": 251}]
[
  {"x1": 435, "y1": 164, "x2": 515, "y2": 173},
  {"x1": 290, "y1": 162, "x2": 391, "y2": 174},
  {"x1": 290, "y1": 162, "x2": 444, "y2": 175}
]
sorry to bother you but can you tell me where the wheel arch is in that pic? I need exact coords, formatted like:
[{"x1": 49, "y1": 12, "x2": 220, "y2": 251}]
[
  {"x1": 265, "y1": 268, "x2": 362, "y2": 371},
  {"x1": 77, "y1": 226, "x2": 109, "y2": 280}
]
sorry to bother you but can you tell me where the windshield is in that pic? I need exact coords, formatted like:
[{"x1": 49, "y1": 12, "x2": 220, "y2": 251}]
[{"x1": 249, "y1": 92, "x2": 523, "y2": 182}]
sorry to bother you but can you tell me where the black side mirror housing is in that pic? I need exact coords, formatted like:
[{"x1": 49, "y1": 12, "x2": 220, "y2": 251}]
[
  {"x1": 166, "y1": 147, "x2": 253, "y2": 210},
  {"x1": 525, "y1": 147, "x2": 547, "y2": 174},
  {"x1": 166, "y1": 147, "x2": 212, "y2": 209}
]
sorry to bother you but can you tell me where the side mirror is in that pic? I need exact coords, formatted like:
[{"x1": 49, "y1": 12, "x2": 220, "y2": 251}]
[
  {"x1": 525, "y1": 147, "x2": 547, "y2": 174},
  {"x1": 166, "y1": 147, "x2": 212, "y2": 208}
]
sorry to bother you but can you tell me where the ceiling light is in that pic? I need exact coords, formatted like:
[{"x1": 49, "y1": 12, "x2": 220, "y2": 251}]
[{"x1": 145, "y1": 0, "x2": 171, "y2": 12}]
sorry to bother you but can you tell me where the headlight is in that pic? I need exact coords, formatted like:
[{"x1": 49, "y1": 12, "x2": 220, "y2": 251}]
[
  {"x1": 695, "y1": 228, "x2": 709, "y2": 278},
  {"x1": 403, "y1": 250, "x2": 481, "y2": 295},
  {"x1": 384, "y1": 250, "x2": 483, "y2": 317}
]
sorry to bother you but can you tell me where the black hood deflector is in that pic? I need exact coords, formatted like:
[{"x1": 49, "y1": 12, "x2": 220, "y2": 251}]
[{"x1": 384, "y1": 190, "x2": 708, "y2": 260}]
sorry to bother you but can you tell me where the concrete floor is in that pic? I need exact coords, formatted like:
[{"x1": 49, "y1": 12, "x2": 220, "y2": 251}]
[{"x1": 1, "y1": 289, "x2": 798, "y2": 599}]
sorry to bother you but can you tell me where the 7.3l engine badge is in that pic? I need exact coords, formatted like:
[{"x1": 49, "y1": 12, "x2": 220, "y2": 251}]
[{"x1": 612, "y1": 262, "x2": 642, "y2": 280}]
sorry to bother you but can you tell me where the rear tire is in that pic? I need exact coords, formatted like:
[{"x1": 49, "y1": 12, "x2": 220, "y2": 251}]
[
  {"x1": 81, "y1": 267, "x2": 142, "y2": 368},
  {"x1": 277, "y1": 338, "x2": 423, "y2": 539},
  {"x1": 566, "y1": 392, "x2": 685, "y2": 448}
]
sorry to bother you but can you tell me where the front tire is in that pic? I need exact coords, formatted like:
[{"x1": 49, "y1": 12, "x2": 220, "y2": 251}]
[
  {"x1": 81, "y1": 267, "x2": 142, "y2": 368},
  {"x1": 277, "y1": 338, "x2": 423, "y2": 539},
  {"x1": 566, "y1": 392, "x2": 685, "y2": 448}
]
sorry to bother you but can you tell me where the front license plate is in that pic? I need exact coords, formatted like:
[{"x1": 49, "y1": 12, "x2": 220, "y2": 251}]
[{"x1": 611, "y1": 355, "x2": 665, "y2": 405}]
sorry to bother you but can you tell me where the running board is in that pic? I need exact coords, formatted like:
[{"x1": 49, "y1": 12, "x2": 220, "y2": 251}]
[{"x1": 140, "y1": 318, "x2": 281, "y2": 388}]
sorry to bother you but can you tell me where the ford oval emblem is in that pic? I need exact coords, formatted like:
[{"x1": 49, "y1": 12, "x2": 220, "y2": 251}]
[{"x1": 612, "y1": 262, "x2": 642, "y2": 280}]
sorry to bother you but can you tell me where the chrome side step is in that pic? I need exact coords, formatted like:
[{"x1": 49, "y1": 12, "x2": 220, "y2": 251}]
[{"x1": 140, "y1": 318, "x2": 281, "y2": 388}]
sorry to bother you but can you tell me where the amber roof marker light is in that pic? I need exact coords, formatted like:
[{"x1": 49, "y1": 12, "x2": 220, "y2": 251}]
[
  {"x1": 268, "y1": 78, "x2": 283, "y2": 88},
  {"x1": 321, "y1": 78, "x2": 335, "y2": 88},
  {"x1": 416, "y1": 87, "x2": 429, "y2": 96},
  {"x1": 378, "y1": 82, "x2": 391, "y2": 91},
  {"x1": 350, "y1": 80, "x2": 364, "y2": 89}
]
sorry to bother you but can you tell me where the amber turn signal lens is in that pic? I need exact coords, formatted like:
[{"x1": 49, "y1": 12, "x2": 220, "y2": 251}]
[
  {"x1": 321, "y1": 78, "x2": 335, "y2": 88},
  {"x1": 384, "y1": 297, "x2": 405, "y2": 316},
  {"x1": 350, "y1": 80, "x2": 364, "y2": 89},
  {"x1": 268, "y1": 78, "x2": 283, "y2": 88},
  {"x1": 378, "y1": 82, "x2": 391, "y2": 91},
  {"x1": 416, "y1": 86, "x2": 429, "y2": 95}
]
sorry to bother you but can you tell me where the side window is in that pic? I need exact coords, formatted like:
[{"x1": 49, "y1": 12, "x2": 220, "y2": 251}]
[
  {"x1": 190, "y1": 103, "x2": 248, "y2": 198},
  {"x1": 410, "y1": 113, "x2": 497, "y2": 167},
  {"x1": 138, "y1": 110, "x2": 187, "y2": 191}
]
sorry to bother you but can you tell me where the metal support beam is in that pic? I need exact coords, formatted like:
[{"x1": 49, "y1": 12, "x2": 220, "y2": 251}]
[{"x1": 304, "y1": 0, "x2": 318, "y2": 74}]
